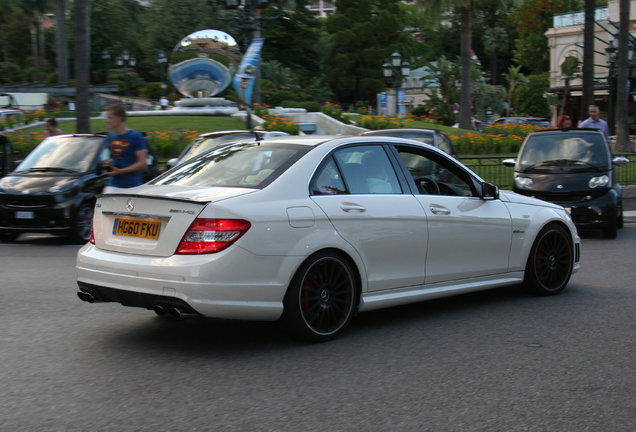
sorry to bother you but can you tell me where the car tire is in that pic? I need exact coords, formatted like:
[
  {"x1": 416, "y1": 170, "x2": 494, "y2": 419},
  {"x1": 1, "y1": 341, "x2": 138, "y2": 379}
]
[
  {"x1": 617, "y1": 203, "x2": 624, "y2": 229},
  {"x1": 0, "y1": 232, "x2": 19, "y2": 242},
  {"x1": 282, "y1": 251, "x2": 358, "y2": 342},
  {"x1": 71, "y1": 202, "x2": 94, "y2": 244},
  {"x1": 522, "y1": 224, "x2": 573, "y2": 296}
]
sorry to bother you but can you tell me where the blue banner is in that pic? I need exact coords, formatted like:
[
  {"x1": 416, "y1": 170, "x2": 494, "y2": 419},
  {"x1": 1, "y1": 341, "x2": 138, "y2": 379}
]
[{"x1": 233, "y1": 38, "x2": 264, "y2": 106}]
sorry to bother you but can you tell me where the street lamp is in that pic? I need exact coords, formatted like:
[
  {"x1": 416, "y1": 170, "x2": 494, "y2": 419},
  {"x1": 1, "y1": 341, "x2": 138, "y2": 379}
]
[
  {"x1": 382, "y1": 50, "x2": 410, "y2": 117},
  {"x1": 116, "y1": 50, "x2": 136, "y2": 100},
  {"x1": 102, "y1": 48, "x2": 110, "y2": 84},
  {"x1": 157, "y1": 50, "x2": 168, "y2": 96},
  {"x1": 605, "y1": 36, "x2": 635, "y2": 134}
]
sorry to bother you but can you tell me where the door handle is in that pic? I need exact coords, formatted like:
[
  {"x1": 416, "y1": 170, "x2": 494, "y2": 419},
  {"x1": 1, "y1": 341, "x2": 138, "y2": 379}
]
[
  {"x1": 429, "y1": 204, "x2": 450, "y2": 215},
  {"x1": 340, "y1": 202, "x2": 366, "y2": 213}
]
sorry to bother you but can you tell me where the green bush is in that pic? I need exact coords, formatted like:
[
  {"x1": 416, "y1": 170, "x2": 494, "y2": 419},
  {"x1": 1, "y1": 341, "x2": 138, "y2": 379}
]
[
  {"x1": 410, "y1": 105, "x2": 429, "y2": 117},
  {"x1": 269, "y1": 91, "x2": 298, "y2": 106},
  {"x1": 280, "y1": 100, "x2": 322, "y2": 112}
]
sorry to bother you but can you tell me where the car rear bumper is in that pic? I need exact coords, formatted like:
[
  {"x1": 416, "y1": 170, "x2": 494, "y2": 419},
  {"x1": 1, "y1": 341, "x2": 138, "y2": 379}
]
[{"x1": 76, "y1": 243, "x2": 298, "y2": 321}]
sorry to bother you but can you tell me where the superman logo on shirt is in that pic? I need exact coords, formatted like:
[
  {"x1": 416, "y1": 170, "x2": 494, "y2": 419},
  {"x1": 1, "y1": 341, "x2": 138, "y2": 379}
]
[{"x1": 110, "y1": 139, "x2": 130, "y2": 158}]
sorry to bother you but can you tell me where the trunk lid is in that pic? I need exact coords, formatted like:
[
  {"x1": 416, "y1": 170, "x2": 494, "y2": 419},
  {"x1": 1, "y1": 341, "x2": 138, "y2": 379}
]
[{"x1": 92, "y1": 185, "x2": 255, "y2": 257}]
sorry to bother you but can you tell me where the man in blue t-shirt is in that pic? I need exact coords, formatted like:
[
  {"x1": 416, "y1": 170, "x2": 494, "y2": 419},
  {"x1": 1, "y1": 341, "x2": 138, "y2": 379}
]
[{"x1": 102, "y1": 104, "x2": 147, "y2": 193}]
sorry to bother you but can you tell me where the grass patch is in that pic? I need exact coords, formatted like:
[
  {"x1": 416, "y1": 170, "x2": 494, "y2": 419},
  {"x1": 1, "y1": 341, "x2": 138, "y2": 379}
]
[{"x1": 52, "y1": 116, "x2": 247, "y2": 135}]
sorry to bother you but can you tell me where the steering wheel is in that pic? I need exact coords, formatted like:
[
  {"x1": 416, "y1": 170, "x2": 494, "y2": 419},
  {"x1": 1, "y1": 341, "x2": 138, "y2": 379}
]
[{"x1": 413, "y1": 176, "x2": 440, "y2": 195}]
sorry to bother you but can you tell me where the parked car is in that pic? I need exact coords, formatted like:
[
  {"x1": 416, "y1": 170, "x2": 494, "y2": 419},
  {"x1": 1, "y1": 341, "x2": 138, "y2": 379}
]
[
  {"x1": 77, "y1": 135, "x2": 580, "y2": 342},
  {"x1": 167, "y1": 130, "x2": 290, "y2": 169},
  {"x1": 0, "y1": 134, "x2": 13, "y2": 178},
  {"x1": 359, "y1": 128, "x2": 458, "y2": 159},
  {"x1": 492, "y1": 117, "x2": 552, "y2": 127},
  {"x1": 503, "y1": 128, "x2": 629, "y2": 238},
  {"x1": 0, "y1": 133, "x2": 162, "y2": 243}
]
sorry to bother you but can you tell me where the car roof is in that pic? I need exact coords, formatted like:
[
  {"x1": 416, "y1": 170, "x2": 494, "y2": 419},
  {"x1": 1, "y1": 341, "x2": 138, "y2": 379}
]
[
  {"x1": 361, "y1": 128, "x2": 438, "y2": 134},
  {"x1": 528, "y1": 128, "x2": 606, "y2": 136}
]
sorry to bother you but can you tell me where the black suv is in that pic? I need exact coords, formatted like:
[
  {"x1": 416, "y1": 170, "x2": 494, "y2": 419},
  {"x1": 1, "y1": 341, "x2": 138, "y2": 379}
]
[
  {"x1": 0, "y1": 133, "x2": 161, "y2": 243},
  {"x1": 503, "y1": 128, "x2": 629, "y2": 238}
]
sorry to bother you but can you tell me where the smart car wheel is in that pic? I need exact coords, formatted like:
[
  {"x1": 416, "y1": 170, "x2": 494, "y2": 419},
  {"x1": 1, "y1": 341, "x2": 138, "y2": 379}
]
[
  {"x1": 523, "y1": 224, "x2": 573, "y2": 296},
  {"x1": 283, "y1": 252, "x2": 358, "y2": 342},
  {"x1": 71, "y1": 202, "x2": 94, "y2": 244}
]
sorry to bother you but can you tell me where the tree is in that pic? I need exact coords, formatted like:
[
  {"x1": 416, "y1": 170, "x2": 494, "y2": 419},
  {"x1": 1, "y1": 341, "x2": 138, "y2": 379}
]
[
  {"x1": 74, "y1": 0, "x2": 90, "y2": 133},
  {"x1": 420, "y1": 0, "x2": 519, "y2": 129},
  {"x1": 502, "y1": 64, "x2": 527, "y2": 115},
  {"x1": 511, "y1": 0, "x2": 580, "y2": 74},
  {"x1": 559, "y1": 55, "x2": 580, "y2": 116},
  {"x1": 581, "y1": 0, "x2": 595, "y2": 115},
  {"x1": 615, "y1": 0, "x2": 631, "y2": 151},
  {"x1": 482, "y1": 27, "x2": 507, "y2": 85},
  {"x1": 512, "y1": 73, "x2": 551, "y2": 118},
  {"x1": 324, "y1": 0, "x2": 414, "y2": 106},
  {"x1": 55, "y1": 0, "x2": 68, "y2": 83}
]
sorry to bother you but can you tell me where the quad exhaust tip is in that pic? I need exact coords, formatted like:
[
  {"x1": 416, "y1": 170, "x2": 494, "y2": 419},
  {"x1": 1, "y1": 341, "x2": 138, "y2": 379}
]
[{"x1": 77, "y1": 291, "x2": 95, "y2": 303}]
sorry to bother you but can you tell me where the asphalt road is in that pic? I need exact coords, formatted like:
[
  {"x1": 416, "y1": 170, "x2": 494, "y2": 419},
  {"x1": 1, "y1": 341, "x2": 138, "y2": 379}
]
[{"x1": 1, "y1": 228, "x2": 636, "y2": 431}]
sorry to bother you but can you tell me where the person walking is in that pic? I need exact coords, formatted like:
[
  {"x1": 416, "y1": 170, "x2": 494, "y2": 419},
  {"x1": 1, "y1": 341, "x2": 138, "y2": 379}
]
[
  {"x1": 579, "y1": 105, "x2": 609, "y2": 138},
  {"x1": 556, "y1": 115, "x2": 572, "y2": 129},
  {"x1": 160, "y1": 96, "x2": 169, "y2": 110},
  {"x1": 43, "y1": 118, "x2": 64, "y2": 138},
  {"x1": 102, "y1": 104, "x2": 147, "y2": 193}
]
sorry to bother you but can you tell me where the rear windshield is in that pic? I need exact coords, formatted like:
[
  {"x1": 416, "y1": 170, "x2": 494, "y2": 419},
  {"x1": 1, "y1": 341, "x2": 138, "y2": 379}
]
[
  {"x1": 153, "y1": 142, "x2": 309, "y2": 188},
  {"x1": 181, "y1": 133, "x2": 257, "y2": 161},
  {"x1": 518, "y1": 133, "x2": 610, "y2": 173},
  {"x1": 15, "y1": 136, "x2": 102, "y2": 173}
]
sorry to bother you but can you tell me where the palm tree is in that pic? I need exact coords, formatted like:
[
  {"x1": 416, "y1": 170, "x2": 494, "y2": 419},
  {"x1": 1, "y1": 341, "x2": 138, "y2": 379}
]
[
  {"x1": 582, "y1": 0, "x2": 595, "y2": 114},
  {"x1": 482, "y1": 27, "x2": 507, "y2": 86},
  {"x1": 615, "y1": 0, "x2": 631, "y2": 151},
  {"x1": 559, "y1": 56, "x2": 580, "y2": 117},
  {"x1": 74, "y1": 0, "x2": 90, "y2": 133},
  {"x1": 421, "y1": 0, "x2": 516, "y2": 129},
  {"x1": 502, "y1": 65, "x2": 528, "y2": 116},
  {"x1": 55, "y1": 0, "x2": 68, "y2": 84}
]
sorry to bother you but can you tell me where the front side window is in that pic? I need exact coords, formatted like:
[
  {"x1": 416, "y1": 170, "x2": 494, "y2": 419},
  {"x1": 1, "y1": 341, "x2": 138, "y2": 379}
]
[{"x1": 397, "y1": 146, "x2": 475, "y2": 197}]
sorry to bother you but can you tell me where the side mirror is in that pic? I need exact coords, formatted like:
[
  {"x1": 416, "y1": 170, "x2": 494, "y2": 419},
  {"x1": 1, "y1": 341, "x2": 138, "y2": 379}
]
[
  {"x1": 613, "y1": 156, "x2": 630, "y2": 167},
  {"x1": 481, "y1": 182, "x2": 499, "y2": 200},
  {"x1": 502, "y1": 158, "x2": 516, "y2": 167}
]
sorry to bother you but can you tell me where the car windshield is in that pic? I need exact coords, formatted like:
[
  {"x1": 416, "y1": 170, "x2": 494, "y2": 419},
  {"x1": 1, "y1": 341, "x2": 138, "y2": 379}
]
[
  {"x1": 181, "y1": 133, "x2": 257, "y2": 161},
  {"x1": 15, "y1": 136, "x2": 102, "y2": 173},
  {"x1": 153, "y1": 142, "x2": 308, "y2": 188},
  {"x1": 518, "y1": 134, "x2": 609, "y2": 173}
]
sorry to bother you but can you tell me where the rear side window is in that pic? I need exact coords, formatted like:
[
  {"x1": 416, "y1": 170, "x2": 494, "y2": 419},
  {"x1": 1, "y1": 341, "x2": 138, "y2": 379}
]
[{"x1": 312, "y1": 145, "x2": 402, "y2": 195}]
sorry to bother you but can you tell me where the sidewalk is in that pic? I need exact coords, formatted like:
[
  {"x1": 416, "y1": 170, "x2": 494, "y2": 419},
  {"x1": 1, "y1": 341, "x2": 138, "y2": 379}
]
[{"x1": 623, "y1": 185, "x2": 636, "y2": 222}]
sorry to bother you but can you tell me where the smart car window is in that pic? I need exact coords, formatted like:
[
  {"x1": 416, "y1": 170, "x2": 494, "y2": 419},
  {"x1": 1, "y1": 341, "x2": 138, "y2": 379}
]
[
  {"x1": 519, "y1": 134, "x2": 608, "y2": 172},
  {"x1": 397, "y1": 146, "x2": 475, "y2": 197},
  {"x1": 153, "y1": 143, "x2": 305, "y2": 188},
  {"x1": 15, "y1": 137, "x2": 102, "y2": 173},
  {"x1": 311, "y1": 158, "x2": 346, "y2": 195},
  {"x1": 333, "y1": 145, "x2": 402, "y2": 194}
]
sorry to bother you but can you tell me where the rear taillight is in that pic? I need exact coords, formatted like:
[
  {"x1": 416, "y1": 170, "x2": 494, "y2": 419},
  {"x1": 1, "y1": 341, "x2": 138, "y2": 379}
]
[
  {"x1": 175, "y1": 218, "x2": 251, "y2": 255},
  {"x1": 89, "y1": 219, "x2": 95, "y2": 244}
]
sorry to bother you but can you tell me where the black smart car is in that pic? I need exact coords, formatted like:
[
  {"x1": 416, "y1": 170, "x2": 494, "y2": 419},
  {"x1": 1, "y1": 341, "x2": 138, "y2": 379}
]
[
  {"x1": 0, "y1": 133, "x2": 161, "y2": 243},
  {"x1": 503, "y1": 128, "x2": 629, "y2": 238}
]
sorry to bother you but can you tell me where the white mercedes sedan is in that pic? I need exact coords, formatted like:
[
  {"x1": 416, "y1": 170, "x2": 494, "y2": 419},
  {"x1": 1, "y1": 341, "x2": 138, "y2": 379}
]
[{"x1": 76, "y1": 135, "x2": 580, "y2": 342}]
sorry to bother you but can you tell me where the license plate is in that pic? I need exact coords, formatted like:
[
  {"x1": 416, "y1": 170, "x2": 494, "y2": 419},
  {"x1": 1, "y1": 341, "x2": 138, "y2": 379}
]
[
  {"x1": 15, "y1": 211, "x2": 34, "y2": 219},
  {"x1": 113, "y1": 218, "x2": 161, "y2": 239}
]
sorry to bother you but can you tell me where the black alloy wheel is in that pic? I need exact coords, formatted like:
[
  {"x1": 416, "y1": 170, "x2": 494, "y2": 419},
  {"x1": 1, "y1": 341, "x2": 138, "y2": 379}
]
[
  {"x1": 71, "y1": 202, "x2": 94, "y2": 244},
  {"x1": 283, "y1": 251, "x2": 358, "y2": 342},
  {"x1": 523, "y1": 224, "x2": 573, "y2": 296}
]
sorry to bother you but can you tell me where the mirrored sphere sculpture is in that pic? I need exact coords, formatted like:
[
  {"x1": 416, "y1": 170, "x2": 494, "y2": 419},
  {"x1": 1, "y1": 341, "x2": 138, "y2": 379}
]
[{"x1": 170, "y1": 29, "x2": 241, "y2": 98}]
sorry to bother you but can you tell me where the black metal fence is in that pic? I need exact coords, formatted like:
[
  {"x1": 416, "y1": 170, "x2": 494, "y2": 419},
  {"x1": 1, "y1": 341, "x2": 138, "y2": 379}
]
[{"x1": 460, "y1": 153, "x2": 636, "y2": 189}]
